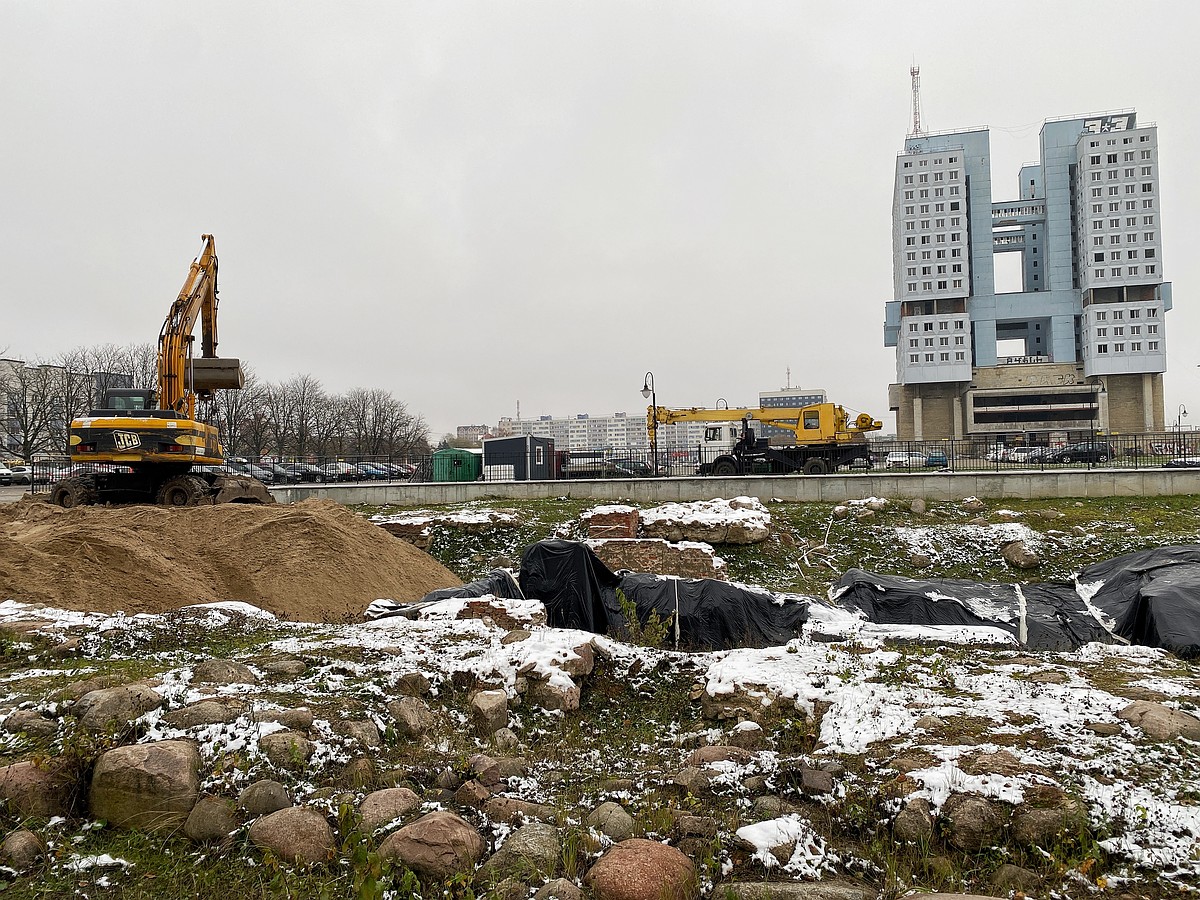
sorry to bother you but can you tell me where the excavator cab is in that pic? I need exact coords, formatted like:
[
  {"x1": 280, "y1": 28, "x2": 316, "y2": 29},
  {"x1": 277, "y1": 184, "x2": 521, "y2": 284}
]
[{"x1": 95, "y1": 389, "x2": 158, "y2": 415}]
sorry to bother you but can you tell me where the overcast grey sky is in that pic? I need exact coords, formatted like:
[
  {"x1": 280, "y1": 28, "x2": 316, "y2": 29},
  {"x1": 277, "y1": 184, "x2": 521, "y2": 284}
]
[{"x1": 3, "y1": 1, "x2": 1198, "y2": 438}]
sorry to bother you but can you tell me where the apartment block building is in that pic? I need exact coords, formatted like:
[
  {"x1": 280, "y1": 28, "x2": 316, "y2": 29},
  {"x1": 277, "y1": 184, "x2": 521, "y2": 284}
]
[{"x1": 884, "y1": 110, "x2": 1170, "y2": 441}]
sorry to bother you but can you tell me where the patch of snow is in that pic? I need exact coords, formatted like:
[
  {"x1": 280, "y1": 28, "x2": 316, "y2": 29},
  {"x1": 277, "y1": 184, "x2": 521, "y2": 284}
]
[{"x1": 735, "y1": 814, "x2": 838, "y2": 877}]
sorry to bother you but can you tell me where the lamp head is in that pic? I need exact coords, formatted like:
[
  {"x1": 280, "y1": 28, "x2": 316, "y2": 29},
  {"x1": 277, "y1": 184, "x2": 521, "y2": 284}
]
[{"x1": 641, "y1": 386, "x2": 651, "y2": 399}]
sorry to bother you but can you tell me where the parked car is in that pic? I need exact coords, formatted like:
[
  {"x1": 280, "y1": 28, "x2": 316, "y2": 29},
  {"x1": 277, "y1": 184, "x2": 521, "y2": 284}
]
[
  {"x1": 1050, "y1": 441, "x2": 1113, "y2": 463},
  {"x1": 1005, "y1": 447, "x2": 1039, "y2": 463},
  {"x1": 1163, "y1": 456, "x2": 1200, "y2": 469},
  {"x1": 279, "y1": 462, "x2": 326, "y2": 483},
  {"x1": 608, "y1": 458, "x2": 654, "y2": 477},
  {"x1": 384, "y1": 462, "x2": 417, "y2": 479},
  {"x1": 7, "y1": 465, "x2": 33, "y2": 485},
  {"x1": 924, "y1": 450, "x2": 949, "y2": 468},
  {"x1": 354, "y1": 463, "x2": 390, "y2": 480},
  {"x1": 0, "y1": 465, "x2": 12, "y2": 486},
  {"x1": 884, "y1": 451, "x2": 926, "y2": 469},
  {"x1": 225, "y1": 461, "x2": 275, "y2": 484},
  {"x1": 322, "y1": 461, "x2": 359, "y2": 482},
  {"x1": 1024, "y1": 447, "x2": 1057, "y2": 463}
]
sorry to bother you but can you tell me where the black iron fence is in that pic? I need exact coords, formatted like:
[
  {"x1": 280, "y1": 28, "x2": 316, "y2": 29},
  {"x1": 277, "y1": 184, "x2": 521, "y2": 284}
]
[{"x1": 19, "y1": 431, "x2": 1200, "y2": 492}]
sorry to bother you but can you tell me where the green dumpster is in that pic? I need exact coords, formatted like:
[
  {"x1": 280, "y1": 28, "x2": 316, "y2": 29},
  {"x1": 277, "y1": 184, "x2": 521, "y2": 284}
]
[{"x1": 432, "y1": 448, "x2": 481, "y2": 482}]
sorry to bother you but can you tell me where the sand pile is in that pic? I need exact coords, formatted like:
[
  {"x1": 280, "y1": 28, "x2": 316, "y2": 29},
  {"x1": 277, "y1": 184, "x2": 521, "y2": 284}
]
[{"x1": 0, "y1": 498, "x2": 461, "y2": 623}]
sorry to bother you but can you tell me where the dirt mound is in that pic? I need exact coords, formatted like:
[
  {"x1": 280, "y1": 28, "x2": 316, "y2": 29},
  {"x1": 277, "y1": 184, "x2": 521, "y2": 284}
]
[{"x1": 0, "y1": 498, "x2": 461, "y2": 623}]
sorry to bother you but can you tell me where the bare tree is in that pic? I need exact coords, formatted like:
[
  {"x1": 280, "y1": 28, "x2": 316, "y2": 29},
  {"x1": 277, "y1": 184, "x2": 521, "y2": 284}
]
[
  {"x1": 211, "y1": 366, "x2": 261, "y2": 457},
  {"x1": 2, "y1": 362, "x2": 56, "y2": 460}
]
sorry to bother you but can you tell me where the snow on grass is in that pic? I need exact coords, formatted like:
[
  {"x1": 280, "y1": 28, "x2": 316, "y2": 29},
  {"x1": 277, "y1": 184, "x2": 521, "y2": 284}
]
[
  {"x1": 894, "y1": 522, "x2": 1044, "y2": 565},
  {"x1": 735, "y1": 814, "x2": 840, "y2": 877},
  {"x1": 640, "y1": 497, "x2": 770, "y2": 530}
]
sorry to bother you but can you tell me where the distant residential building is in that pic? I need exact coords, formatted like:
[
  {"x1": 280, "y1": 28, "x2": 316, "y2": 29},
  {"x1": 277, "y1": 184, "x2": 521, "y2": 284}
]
[
  {"x1": 455, "y1": 424, "x2": 491, "y2": 444},
  {"x1": 885, "y1": 109, "x2": 1169, "y2": 441},
  {"x1": 757, "y1": 387, "x2": 827, "y2": 441}
]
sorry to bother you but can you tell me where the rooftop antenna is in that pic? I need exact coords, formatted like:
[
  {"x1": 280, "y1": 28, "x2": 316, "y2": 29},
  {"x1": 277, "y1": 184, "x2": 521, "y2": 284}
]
[
  {"x1": 786, "y1": 366, "x2": 792, "y2": 389},
  {"x1": 910, "y1": 64, "x2": 923, "y2": 136}
]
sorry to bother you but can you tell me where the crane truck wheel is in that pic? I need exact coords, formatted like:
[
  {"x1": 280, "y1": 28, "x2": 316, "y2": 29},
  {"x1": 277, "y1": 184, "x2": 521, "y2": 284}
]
[
  {"x1": 711, "y1": 458, "x2": 739, "y2": 477},
  {"x1": 156, "y1": 475, "x2": 209, "y2": 507},
  {"x1": 802, "y1": 458, "x2": 829, "y2": 476},
  {"x1": 51, "y1": 477, "x2": 99, "y2": 509}
]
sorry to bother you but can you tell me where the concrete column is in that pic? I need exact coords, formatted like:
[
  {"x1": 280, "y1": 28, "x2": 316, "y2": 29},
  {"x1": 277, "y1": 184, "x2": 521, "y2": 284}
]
[
  {"x1": 952, "y1": 394, "x2": 963, "y2": 439},
  {"x1": 912, "y1": 396, "x2": 924, "y2": 441},
  {"x1": 1142, "y1": 374, "x2": 1154, "y2": 432}
]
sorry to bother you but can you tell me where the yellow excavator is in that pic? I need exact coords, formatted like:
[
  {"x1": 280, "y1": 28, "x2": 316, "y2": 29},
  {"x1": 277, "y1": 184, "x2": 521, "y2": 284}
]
[
  {"x1": 648, "y1": 402, "x2": 883, "y2": 476},
  {"x1": 49, "y1": 235, "x2": 273, "y2": 507}
]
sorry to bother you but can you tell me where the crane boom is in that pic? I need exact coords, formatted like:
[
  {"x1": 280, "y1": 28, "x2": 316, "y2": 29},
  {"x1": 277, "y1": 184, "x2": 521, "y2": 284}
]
[{"x1": 158, "y1": 233, "x2": 220, "y2": 419}]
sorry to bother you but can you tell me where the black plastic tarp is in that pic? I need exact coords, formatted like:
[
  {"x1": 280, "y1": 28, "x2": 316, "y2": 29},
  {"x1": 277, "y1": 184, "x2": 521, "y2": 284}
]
[
  {"x1": 364, "y1": 569, "x2": 523, "y2": 621},
  {"x1": 1077, "y1": 546, "x2": 1200, "y2": 658},
  {"x1": 832, "y1": 569, "x2": 1113, "y2": 651},
  {"x1": 518, "y1": 540, "x2": 618, "y2": 633},
  {"x1": 612, "y1": 572, "x2": 809, "y2": 651}
]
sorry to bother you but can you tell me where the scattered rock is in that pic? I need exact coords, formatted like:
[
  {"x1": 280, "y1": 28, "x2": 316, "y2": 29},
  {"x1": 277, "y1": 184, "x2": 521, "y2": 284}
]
[
  {"x1": 74, "y1": 684, "x2": 163, "y2": 731},
  {"x1": 526, "y1": 677, "x2": 581, "y2": 712},
  {"x1": 260, "y1": 656, "x2": 308, "y2": 677},
  {"x1": 752, "y1": 796, "x2": 797, "y2": 819},
  {"x1": 388, "y1": 696, "x2": 437, "y2": 739},
  {"x1": 337, "y1": 756, "x2": 376, "y2": 788},
  {"x1": 88, "y1": 740, "x2": 201, "y2": 831},
  {"x1": 1084, "y1": 721, "x2": 1122, "y2": 737},
  {"x1": 586, "y1": 801, "x2": 635, "y2": 841},
  {"x1": 910, "y1": 498, "x2": 927, "y2": 514},
  {"x1": 1117, "y1": 700, "x2": 1200, "y2": 741},
  {"x1": 454, "y1": 780, "x2": 492, "y2": 807},
  {"x1": 673, "y1": 766, "x2": 712, "y2": 796},
  {"x1": 239, "y1": 779, "x2": 292, "y2": 816},
  {"x1": 338, "y1": 719, "x2": 382, "y2": 748},
  {"x1": 584, "y1": 838, "x2": 698, "y2": 900},
  {"x1": 163, "y1": 700, "x2": 237, "y2": 728},
  {"x1": 485, "y1": 797, "x2": 559, "y2": 824},
  {"x1": 480, "y1": 821, "x2": 561, "y2": 881},
  {"x1": 394, "y1": 672, "x2": 432, "y2": 696},
  {"x1": 378, "y1": 810, "x2": 486, "y2": 880},
  {"x1": 3, "y1": 709, "x2": 58, "y2": 738},
  {"x1": 1001, "y1": 539, "x2": 1040, "y2": 569},
  {"x1": 1012, "y1": 787, "x2": 1085, "y2": 847},
  {"x1": 0, "y1": 829, "x2": 46, "y2": 871},
  {"x1": 720, "y1": 883, "x2": 874, "y2": 900},
  {"x1": 248, "y1": 806, "x2": 336, "y2": 866},
  {"x1": 534, "y1": 878, "x2": 584, "y2": 900},
  {"x1": 686, "y1": 745, "x2": 753, "y2": 767},
  {"x1": 942, "y1": 794, "x2": 1001, "y2": 851},
  {"x1": 263, "y1": 707, "x2": 315, "y2": 732},
  {"x1": 359, "y1": 787, "x2": 421, "y2": 831},
  {"x1": 472, "y1": 690, "x2": 509, "y2": 736},
  {"x1": 799, "y1": 767, "x2": 834, "y2": 795},
  {"x1": 910, "y1": 552, "x2": 932, "y2": 568},
  {"x1": 991, "y1": 862, "x2": 1042, "y2": 893},
  {"x1": 893, "y1": 797, "x2": 933, "y2": 843},
  {"x1": 193, "y1": 658, "x2": 258, "y2": 685},
  {"x1": 258, "y1": 730, "x2": 315, "y2": 771},
  {"x1": 727, "y1": 721, "x2": 765, "y2": 750},
  {"x1": 184, "y1": 795, "x2": 240, "y2": 845},
  {"x1": 493, "y1": 727, "x2": 520, "y2": 752}
]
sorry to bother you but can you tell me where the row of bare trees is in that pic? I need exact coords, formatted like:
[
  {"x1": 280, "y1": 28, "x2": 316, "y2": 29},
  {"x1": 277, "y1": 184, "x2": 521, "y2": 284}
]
[{"x1": 1, "y1": 343, "x2": 429, "y2": 462}]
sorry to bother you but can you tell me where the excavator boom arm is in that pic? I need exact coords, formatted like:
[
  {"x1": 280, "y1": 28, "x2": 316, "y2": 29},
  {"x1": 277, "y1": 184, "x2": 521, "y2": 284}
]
[{"x1": 158, "y1": 234, "x2": 220, "y2": 415}]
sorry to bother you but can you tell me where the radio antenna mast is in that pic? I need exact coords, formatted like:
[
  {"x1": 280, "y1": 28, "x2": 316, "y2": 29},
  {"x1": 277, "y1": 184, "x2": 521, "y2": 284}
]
[{"x1": 910, "y1": 64, "x2": 923, "y2": 136}]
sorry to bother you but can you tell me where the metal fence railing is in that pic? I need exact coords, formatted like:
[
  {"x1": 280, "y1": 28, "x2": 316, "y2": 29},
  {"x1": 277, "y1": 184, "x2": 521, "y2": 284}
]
[{"x1": 18, "y1": 431, "x2": 1200, "y2": 492}]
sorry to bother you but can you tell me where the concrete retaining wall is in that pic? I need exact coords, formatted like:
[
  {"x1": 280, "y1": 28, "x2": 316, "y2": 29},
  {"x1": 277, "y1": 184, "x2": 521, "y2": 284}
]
[{"x1": 272, "y1": 469, "x2": 1200, "y2": 506}]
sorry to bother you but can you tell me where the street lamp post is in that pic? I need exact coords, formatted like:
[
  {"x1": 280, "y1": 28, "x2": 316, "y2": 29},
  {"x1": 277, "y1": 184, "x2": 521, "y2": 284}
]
[
  {"x1": 641, "y1": 372, "x2": 658, "y2": 477},
  {"x1": 1177, "y1": 404, "x2": 1188, "y2": 454}
]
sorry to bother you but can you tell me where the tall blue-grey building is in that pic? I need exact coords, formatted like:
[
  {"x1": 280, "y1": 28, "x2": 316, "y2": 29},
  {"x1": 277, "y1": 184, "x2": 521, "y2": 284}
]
[{"x1": 885, "y1": 110, "x2": 1169, "y2": 441}]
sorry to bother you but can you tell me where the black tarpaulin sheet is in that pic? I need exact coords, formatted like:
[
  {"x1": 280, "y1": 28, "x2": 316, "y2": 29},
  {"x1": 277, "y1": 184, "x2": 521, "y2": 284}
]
[
  {"x1": 1078, "y1": 546, "x2": 1200, "y2": 658},
  {"x1": 518, "y1": 540, "x2": 618, "y2": 633},
  {"x1": 611, "y1": 573, "x2": 809, "y2": 651},
  {"x1": 516, "y1": 541, "x2": 808, "y2": 650},
  {"x1": 832, "y1": 569, "x2": 1112, "y2": 651},
  {"x1": 365, "y1": 570, "x2": 523, "y2": 621}
]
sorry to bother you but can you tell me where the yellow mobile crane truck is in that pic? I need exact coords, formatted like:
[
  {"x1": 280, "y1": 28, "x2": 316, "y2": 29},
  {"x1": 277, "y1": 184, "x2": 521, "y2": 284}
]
[
  {"x1": 49, "y1": 235, "x2": 272, "y2": 507},
  {"x1": 648, "y1": 402, "x2": 882, "y2": 476}
]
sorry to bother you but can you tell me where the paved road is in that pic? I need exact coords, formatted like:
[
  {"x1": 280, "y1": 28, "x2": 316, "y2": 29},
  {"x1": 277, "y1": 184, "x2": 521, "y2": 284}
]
[{"x1": 0, "y1": 485, "x2": 34, "y2": 504}]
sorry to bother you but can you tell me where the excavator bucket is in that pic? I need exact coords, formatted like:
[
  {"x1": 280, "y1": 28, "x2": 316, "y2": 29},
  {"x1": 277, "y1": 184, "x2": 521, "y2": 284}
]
[{"x1": 211, "y1": 475, "x2": 275, "y2": 504}]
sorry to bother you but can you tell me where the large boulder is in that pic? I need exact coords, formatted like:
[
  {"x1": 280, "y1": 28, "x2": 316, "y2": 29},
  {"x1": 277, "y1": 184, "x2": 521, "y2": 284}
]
[
  {"x1": 479, "y1": 822, "x2": 561, "y2": 881},
  {"x1": 0, "y1": 760, "x2": 72, "y2": 818},
  {"x1": 192, "y1": 658, "x2": 258, "y2": 685},
  {"x1": 248, "y1": 807, "x2": 336, "y2": 866},
  {"x1": 377, "y1": 810, "x2": 486, "y2": 879},
  {"x1": 359, "y1": 787, "x2": 420, "y2": 832},
  {"x1": 586, "y1": 801, "x2": 635, "y2": 842},
  {"x1": 184, "y1": 795, "x2": 240, "y2": 845},
  {"x1": 584, "y1": 838, "x2": 698, "y2": 900},
  {"x1": 471, "y1": 690, "x2": 509, "y2": 737},
  {"x1": 1118, "y1": 700, "x2": 1200, "y2": 741},
  {"x1": 388, "y1": 697, "x2": 437, "y2": 739},
  {"x1": 942, "y1": 795, "x2": 1001, "y2": 852},
  {"x1": 239, "y1": 779, "x2": 292, "y2": 816},
  {"x1": 75, "y1": 685, "x2": 163, "y2": 731},
  {"x1": 88, "y1": 740, "x2": 201, "y2": 831},
  {"x1": 258, "y1": 730, "x2": 315, "y2": 771}
]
